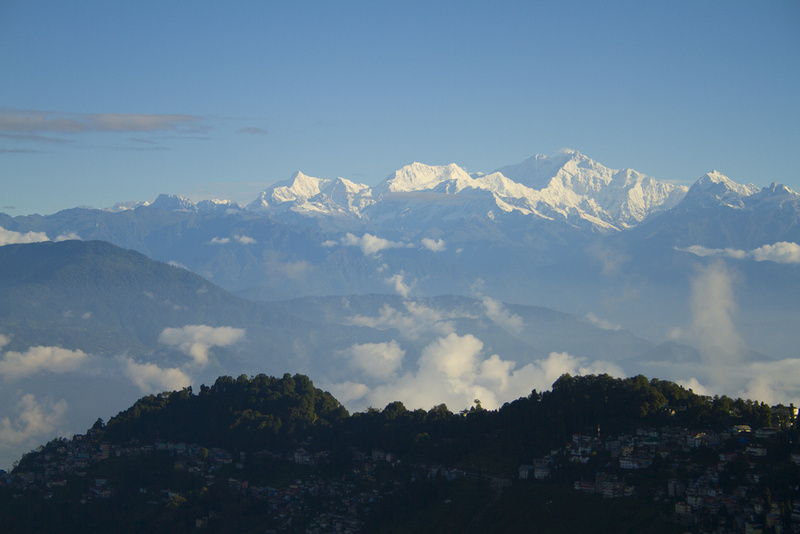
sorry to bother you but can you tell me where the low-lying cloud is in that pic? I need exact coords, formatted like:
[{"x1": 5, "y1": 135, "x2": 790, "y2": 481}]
[
  {"x1": 421, "y1": 238, "x2": 446, "y2": 252},
  {"x1": 332, "y1": 332, "x2": 624, "y2": 413},
  {"x1": 384, "y1": 271, "x2": 415, "y2": 298},
  {"x1": 324, "y1": 233, "x2": 411, "y2": 257},
  {"x1": 0, "y1": 226, "x2": 50, "y2": 246},
  {"x1": 0, "y1": 226, "x2": 81, "y2": 246},
  {"x1": 158, "y1": 325, "x2": 245, "y2": 366},
  {"x1": 344, "y1": 301, "x2": 457, "y2": 341},
  {"x1": 585, "y1": 312, "x2": 622, "y2": 331},
  {"x1": 482, "y1": 297, "x2": 523, "y2": 334},
  {"x1": 0, "y1": 345, "x2": 88, "y2": 381},
  {"x1": 208, "y1": 235, "x2": 256, "y2": 245},
  {"x1": 338, "y1": 341, "x2": 405, "y2": 380},
  {"x1": 679, "y1": 242, "x2": 800, "y2": 264},
  {"x1": 122, "y1": 358, "x2": 192, "y2": 393},
  {"x1": 670, "y1": 261, "x2": 745, "y2": 364},
  {"x1": 0, "y1": 394, "x2": 68, "y2": 447}
]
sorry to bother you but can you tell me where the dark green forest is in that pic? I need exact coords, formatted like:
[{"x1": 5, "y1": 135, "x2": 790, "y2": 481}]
[{"x1": 2, "y1": 373, "x2": 798, "y2": 533}]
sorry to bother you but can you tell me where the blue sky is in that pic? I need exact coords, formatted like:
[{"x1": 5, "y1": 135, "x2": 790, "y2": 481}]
[{"x1": 1, "y1": 0, "x2": 798, "y2": 215}]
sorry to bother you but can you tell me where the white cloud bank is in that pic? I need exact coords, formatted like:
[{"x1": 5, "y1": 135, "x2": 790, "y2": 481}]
[
  {"x1": 0, "y1": 226, "x2": 49, "y2": 246},
  {"x1": 0, "y1": 394, "x2": 68, "y2": 448},
  {"x1": 332, "y1": 333, "x2": 623, "y2": 413},
  {"x1": 0, "y1": 345, "x2": 88, "y2": 381},
  {"x1": 0, "y1": 226, "x2": 81, "y2": 246},
  {"x1": 338, "y1": 341, "x2": 405, "y2": 380},
  {"x1": 679, "y1": 241, "x2": 800, "y2": 264},
  {"x1": 663, "y1": 260, "x2": 800, "y2": 407},
  {"x1": 158, "y1": 325, "x2": 245, "y2": 366},
  {"x1": 122, "y1": 358, "x2": 192, "y2": 393}
]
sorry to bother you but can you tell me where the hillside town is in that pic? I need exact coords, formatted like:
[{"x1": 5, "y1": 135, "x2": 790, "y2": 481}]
[{"x1": 2, "y1": 402, "x2": 798, "y2": 534}]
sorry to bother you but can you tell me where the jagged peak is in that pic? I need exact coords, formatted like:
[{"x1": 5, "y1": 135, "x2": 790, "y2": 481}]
[
  {"x1": 149, "y1": 193, "x2": 197, "y2": 211},
  {"x1": 378, "y1": 161, "x2": 472, "y2": 194},
  {"x1": 690, "y1": 171, "x2": 759, "y2": 197},
  {"x1": 761, "y1": 182, "x2": 797, "y2": 196}
]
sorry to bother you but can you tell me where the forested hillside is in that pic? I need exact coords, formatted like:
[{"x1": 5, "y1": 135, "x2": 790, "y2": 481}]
[{"x1": 2, "y1": 373, "x2": 797, "y2": 533}]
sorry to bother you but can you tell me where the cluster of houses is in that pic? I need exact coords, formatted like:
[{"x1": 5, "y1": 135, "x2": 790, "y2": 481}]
[
  {"x1": 519, "y1": 420, "x2": 800, "y2": 533},
  {"x1": 0, "y1": 429, "x2": 468, "y2": 533},
  {"x1": 2, "y1": 409, "x2": 799, "y2": 533}
]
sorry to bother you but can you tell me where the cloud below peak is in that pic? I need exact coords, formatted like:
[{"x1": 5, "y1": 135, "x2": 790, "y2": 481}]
[
  {"x1": 158, "y1": 324, "x2": 245, "y2": 366},
  {"x1": 0, "y1": 345, "x2": 88, "y2": 381},
  {"x1": 678, "y1": 241, "x2": 800, "y2": 264}
]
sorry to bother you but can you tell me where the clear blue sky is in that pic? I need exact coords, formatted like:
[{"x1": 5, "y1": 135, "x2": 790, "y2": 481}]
[{"x1": 1, "y1": 0, "x2": 798, "y2": 215}]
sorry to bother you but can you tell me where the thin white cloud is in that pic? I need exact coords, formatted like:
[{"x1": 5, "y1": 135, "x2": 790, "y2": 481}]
[
  {"x1": 338, "y1": 341, "x2": 405, "y2": 380},
  {"x1": 385, "y1": 271, "x2": 415, "y2": 298},
  {"x1": 0, "y1": 346, "x2": 88, "y2": 381},
  {"x1": 0, "y1": 226, "x2": 50, "y2": 246},
  {"x1": 588, "y1": 244, "x2": 630, "y2": 276},
  {"x1": 0, "y1": 394, "x2": 68, "y2": 447},
  {"x1": 263, "y1": 251, "x2": 313, "y2": 280},
  {"x1": 421, "y1": 237, "x2": 446, "y2": 252},
  {"x1": 678, "y1": 242, "x2": 800, "y2": 264},
  {"x1": 208, "y1": 235, "x2": 256, "y2": 245},
  {"x1": 122, "y1": 358, "x2": 192, "y2": 393},
  {"x1": 54, "y1": 232, "x2": 81, "y2": 242},
  {"x1": 158, "y1": 325, "x2": 245, "y2": 366},
  {"x1": 344, "y1": 301, "x2": 456, "y2": 341},
  {"x1": 482, "y1": 297, "x2": 523, "y2": 333},
  {"x1": 680, "y1": 261, "x2": 746, "y2": 364},
  {"x1": 585, "y1": 312, "x2": 622, "y2": 331},
  {"x1": 325, "y1": 233, "x2": 411, "y2": 256},
  {"x1": 324, "y1": 381, "x2": 370, "y2": 403},
  {"x1": 0, "y1": 335, "x2": 9, "y2": 351},
  {"x1": 234, "y1": 234, "x2": 256, "y2": 245}
]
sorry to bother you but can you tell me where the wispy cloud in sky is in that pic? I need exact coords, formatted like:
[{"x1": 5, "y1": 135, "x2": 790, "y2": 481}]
[{"x1": 0, "y1": 109, "x2": 206, "y2": 134}]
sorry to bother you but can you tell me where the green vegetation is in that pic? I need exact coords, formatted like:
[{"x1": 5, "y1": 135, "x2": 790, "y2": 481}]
[{"x1": 2, "y1": 372, "x2": 797, "y2": 533}]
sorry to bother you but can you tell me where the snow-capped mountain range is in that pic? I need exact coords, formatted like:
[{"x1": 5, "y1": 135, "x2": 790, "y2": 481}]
[
  {"x1": 126, "y1": 150, "x2": 700, "y2": 232},
  {"x1": 105, "y1": 149, "x2": 798, "y2": 241}
]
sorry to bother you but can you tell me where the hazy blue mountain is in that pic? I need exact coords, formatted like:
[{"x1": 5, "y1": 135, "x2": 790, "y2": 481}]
[{"x1": 0, "y1": 239, "x2": 676, "y2": 470}]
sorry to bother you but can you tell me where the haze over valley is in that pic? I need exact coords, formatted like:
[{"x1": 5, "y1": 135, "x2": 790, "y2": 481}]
[{"x1": 1, "y1": 150, "x2": 798, "y2": 470}]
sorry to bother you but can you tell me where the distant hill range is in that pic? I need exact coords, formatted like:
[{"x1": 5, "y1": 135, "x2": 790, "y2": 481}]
[
  {"x1": 0, "y1": 239, "x2": 656, "y2": 378},
  {"x1": 1, "y1": 149, "x2": 798, "y2": 351},
  {"x1": 1, "y1": 150, "x2": 798, "y2": 471}
]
